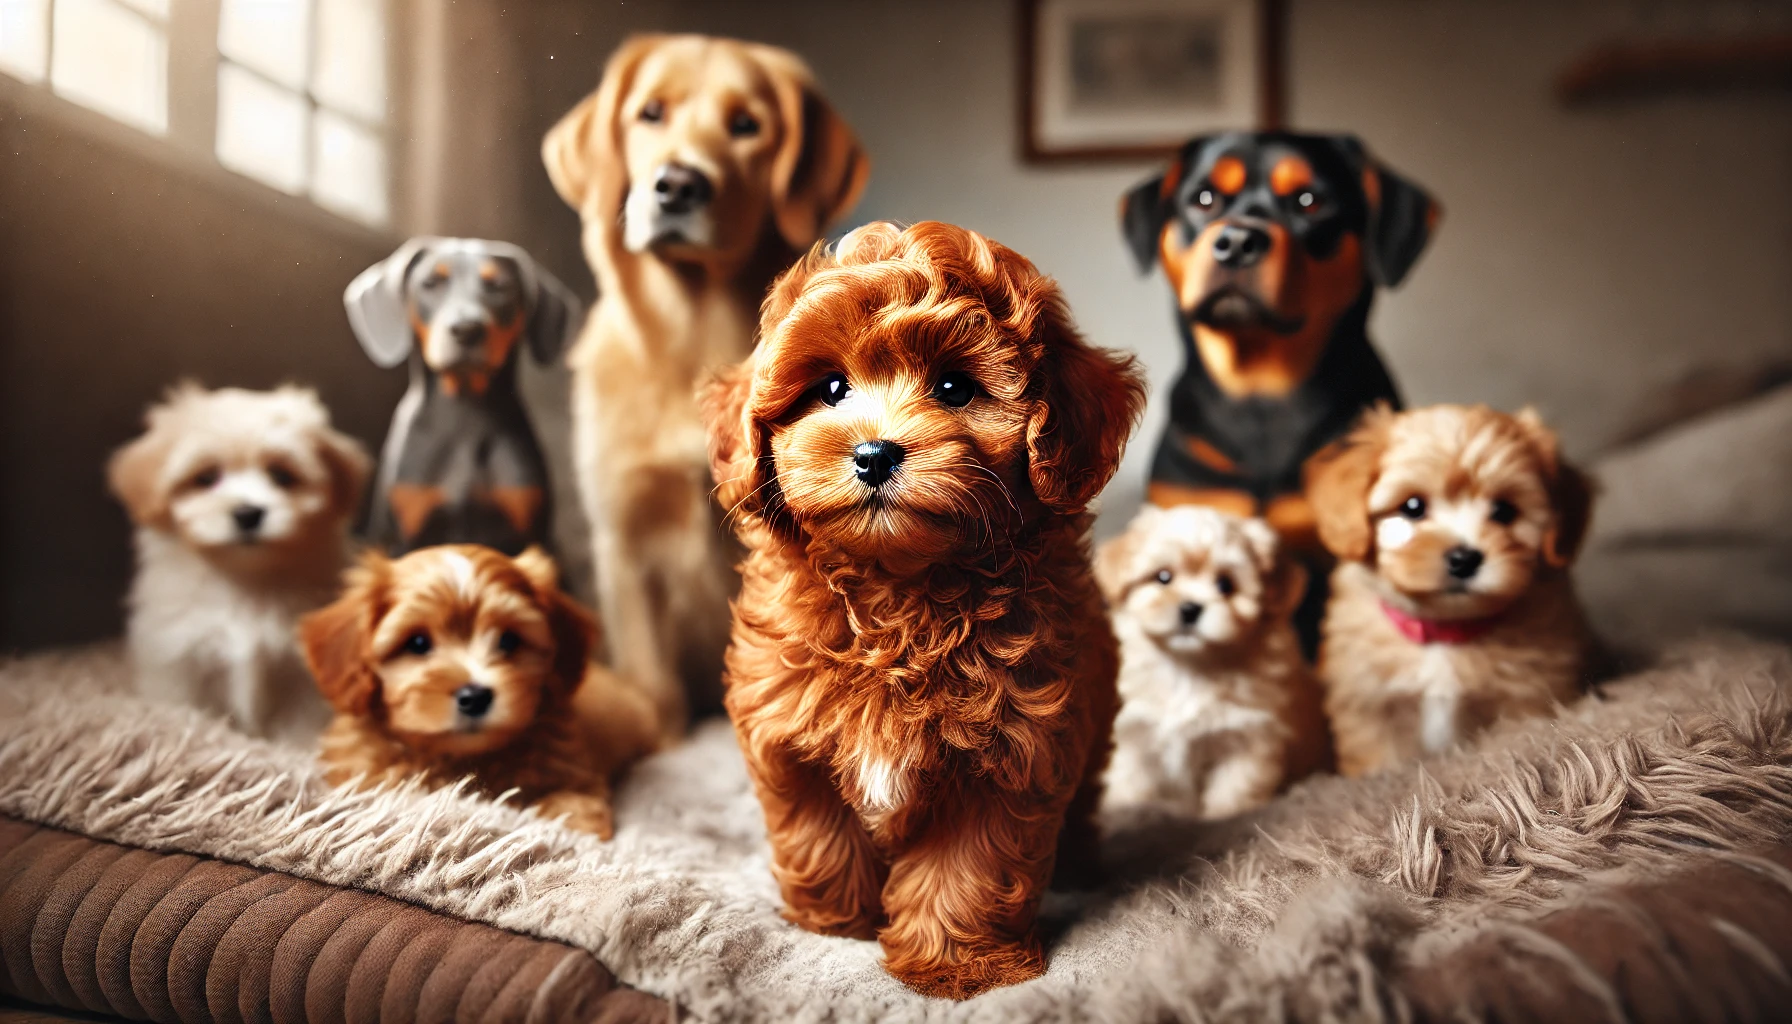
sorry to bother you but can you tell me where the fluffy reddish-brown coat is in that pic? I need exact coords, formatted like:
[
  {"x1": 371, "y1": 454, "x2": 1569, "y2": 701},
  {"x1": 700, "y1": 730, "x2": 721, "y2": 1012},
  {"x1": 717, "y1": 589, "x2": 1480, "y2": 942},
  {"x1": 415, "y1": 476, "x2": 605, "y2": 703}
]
[{"x1": 703, "y1": 221, "x2": 1145, "y2": 998}]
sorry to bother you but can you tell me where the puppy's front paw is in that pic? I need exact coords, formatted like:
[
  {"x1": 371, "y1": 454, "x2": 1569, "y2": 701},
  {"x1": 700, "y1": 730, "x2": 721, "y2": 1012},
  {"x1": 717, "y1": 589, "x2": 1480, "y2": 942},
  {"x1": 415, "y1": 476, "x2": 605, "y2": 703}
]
[
  {"x1": 534, "y1": 791, "x2": 615, "y2": 839},
  {"x1": 884, "y1": 940, "x2": 1046, "y2": 999}
]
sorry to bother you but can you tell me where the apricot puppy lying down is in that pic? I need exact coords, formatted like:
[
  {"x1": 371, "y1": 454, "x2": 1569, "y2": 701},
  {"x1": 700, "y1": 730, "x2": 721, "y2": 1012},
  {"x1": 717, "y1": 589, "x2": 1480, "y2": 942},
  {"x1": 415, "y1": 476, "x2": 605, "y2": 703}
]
[
  {"x1": 703, "y1": 221, "x2": 1146, "y2": 998},
  {"x1": 298, "y1": 544, "x2": 658, "y2": 837}
]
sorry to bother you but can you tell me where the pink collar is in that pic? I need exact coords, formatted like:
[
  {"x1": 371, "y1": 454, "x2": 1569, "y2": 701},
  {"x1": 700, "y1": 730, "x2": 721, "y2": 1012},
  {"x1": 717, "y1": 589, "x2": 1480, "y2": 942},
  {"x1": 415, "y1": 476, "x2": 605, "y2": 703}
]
[{"x1": 1380, "y1": 602, "x2": 1502, "y2": 645}]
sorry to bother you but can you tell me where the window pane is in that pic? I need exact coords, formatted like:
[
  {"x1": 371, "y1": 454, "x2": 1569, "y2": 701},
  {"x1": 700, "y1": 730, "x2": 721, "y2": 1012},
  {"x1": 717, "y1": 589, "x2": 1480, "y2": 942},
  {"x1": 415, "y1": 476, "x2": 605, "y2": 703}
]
[
  {"x1": 0, "y1": 0, "x2": 48, "y2": 81},
  {"x1": 50, "y1": 0, "x2": 166, "y2": 133},
  {"x1": 218, "y1": 0, "x2": 308, "y2": 90},
  {"x1": 313, "y1": 0, "x2": 383, "y2": 123},
  {"x1": 312, "y1": 108, "x2": 386, "y2": 225},
  {"x1": 216, "y1": 61, "x2": 306, "y2": 193}
]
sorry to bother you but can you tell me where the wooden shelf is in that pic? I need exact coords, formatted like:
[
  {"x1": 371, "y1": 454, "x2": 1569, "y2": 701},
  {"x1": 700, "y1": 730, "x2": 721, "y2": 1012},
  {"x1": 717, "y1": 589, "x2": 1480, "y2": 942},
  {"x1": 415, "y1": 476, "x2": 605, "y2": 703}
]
[{"x1": 1557, "y1": 34, "x2": 1792, "y2": 105}]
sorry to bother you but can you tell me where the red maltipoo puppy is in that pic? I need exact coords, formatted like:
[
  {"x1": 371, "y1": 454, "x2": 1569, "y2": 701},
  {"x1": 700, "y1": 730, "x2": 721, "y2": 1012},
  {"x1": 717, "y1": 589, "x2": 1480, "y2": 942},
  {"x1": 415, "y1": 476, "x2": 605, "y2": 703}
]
[
  {"x1": 702, "y1": 220, "x2": 1146, "y2": 998},
  {"x1": 1306, "y1": 404, "x2": 1596, "y2": 777},
  {"x1": 298, "y1": 544, "x2": 659, "y2": 837}
]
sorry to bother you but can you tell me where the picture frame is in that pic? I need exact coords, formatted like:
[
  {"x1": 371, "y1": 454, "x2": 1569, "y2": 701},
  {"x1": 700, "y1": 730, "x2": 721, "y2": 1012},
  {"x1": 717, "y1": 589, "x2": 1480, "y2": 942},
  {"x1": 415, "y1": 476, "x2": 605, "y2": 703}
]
[{"x1": 1019, "y1": 0, "x2": 1285, "y2": 164}]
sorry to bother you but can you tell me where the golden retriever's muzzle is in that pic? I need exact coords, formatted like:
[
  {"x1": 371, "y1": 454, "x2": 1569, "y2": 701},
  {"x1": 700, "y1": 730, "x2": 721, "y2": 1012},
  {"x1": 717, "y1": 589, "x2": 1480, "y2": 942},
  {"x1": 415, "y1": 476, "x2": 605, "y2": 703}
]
[{"x1": 624, "y1": 162, "x2": 717, "y2": 251}]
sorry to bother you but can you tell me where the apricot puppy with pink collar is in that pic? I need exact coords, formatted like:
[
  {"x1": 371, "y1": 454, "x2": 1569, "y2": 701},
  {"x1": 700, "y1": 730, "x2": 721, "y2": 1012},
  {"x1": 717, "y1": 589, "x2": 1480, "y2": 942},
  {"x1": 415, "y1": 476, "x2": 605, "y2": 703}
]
[{"x1": 1305, "y1": 403, "x2": 1597, "y2": 777}]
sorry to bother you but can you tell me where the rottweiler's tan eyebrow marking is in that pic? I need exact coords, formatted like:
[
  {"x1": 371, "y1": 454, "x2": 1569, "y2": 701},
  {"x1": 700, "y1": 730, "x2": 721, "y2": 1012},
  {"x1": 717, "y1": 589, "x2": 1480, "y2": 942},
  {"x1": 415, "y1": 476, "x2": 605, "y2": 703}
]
[
  {"x1": 1210, "y1": 156, "x2": 1247, "y2": 195},
  {"x1": 479, "y1": 261, "x2": 502, "y2": 282},
  {"x1": 1270, "y1": 156, "x2": 1314, "y2": 196}
]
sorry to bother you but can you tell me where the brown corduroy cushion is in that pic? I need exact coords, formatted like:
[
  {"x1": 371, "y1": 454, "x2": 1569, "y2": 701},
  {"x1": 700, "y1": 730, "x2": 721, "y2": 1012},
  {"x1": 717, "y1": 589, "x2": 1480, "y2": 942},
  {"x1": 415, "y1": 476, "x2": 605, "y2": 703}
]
[{"x1": 0, "y1": 819, "x2": 669, "y2": 1024}]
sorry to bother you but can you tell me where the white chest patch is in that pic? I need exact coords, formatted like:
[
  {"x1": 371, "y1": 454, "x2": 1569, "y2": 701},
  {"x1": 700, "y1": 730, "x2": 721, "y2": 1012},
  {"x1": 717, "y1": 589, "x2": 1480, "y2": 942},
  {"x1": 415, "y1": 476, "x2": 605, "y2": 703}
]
[
  {"x1": 1415, "y1": 647, "x2": 1462, "y2": 753},
  {"x1": 854, "y1": 755, "x2": 909, "y2": 814}
]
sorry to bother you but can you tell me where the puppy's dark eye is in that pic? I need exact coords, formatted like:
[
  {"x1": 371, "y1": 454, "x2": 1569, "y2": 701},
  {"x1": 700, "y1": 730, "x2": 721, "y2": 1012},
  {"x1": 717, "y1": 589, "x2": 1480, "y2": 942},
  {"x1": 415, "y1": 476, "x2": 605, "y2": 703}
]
[
  {"x1": 639, "y1": 99, "x2": 665, "y2": 123},
  {"x1": 1155, "y1": 568, "x2": 1173, "y2": 585},
  {"x1": 1295, "y1": 190, "x2": 1318, "y2": 210},
  {"x1": 1490, "y1": 498, "x2": 1520, "y2": 525},
  {"x1": 934, "y1": 371, "x2": 976, "y2": 409},
  {"x1": 1400, "y1": 496, "x2": 1427, "y2": 520},
  {"x1": 497, "y1": 630, "x2": 522, "y2": 655},
  {"x1": 1193, "y1": 188, "x2": 1217, "y2": 209},
  {"x1": 403, "y1": 632, "x2": 432, "y2": 656},
  {"x1": 816, "y1": 372, "x2": 850, "y2": 407},
  {"x1": 1216, "y1": 572, "x2": 1237, "y2": 597},
  {"x1": 267, "y1": 464, "x2": 298, "y2": 489},
  {"x1": 190, "y1": 467, "x2": 221, "y2": 489},
  {"x1": 728, "y1": 111, "x2": 760, "y2": 138}
]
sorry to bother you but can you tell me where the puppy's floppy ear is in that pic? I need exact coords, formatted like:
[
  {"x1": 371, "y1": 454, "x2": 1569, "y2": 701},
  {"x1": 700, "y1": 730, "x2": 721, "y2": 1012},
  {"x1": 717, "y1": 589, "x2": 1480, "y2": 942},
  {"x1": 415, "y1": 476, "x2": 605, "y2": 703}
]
[
  {"x1": 298, "y1": 555, "x2": 388, "y2": 716},
  {"x1": 543, "y1": 35, "x2": 660, "y2": 217},
  {"x1": 317, "y1": 425, "x2": 372, "y2": 517},
  {"x1": 758, "y1": 46, "x2": 870, "y2": 251},
  {"x1": 1022, "y1": 292, "x2": 1148, "y2": 514},
  {"x1": 1515, "y1": 408, "x2": 1595, "y2": 567},
  {"x1": 516, "y1": 547, "x2": 598, "y2": 699},
  {"x1": 345, "y1": 237, "x2": 439, "y2": 368},
  {"x1": 1242, "y1": 517, "x2": 1307, "y2": 617},
  {"x1": 1093, "y1": 506, "x2": 1159, "y2": 605},
  {"x1": 108, "y1": 415, "x2": 175, "y2": 529},
  {"x1": 1331, "y1": 135, "x2": 1440, "y2": 288},
  {"x1": 1304, "y1": 405, "x2": 1394, "y2": 562},
  {"x1": 1120, "y1": 145, "x2": 1195, "y2": 273},
  {"x1": 700, "y1": 356, "x2": 769, "y2": 521}
]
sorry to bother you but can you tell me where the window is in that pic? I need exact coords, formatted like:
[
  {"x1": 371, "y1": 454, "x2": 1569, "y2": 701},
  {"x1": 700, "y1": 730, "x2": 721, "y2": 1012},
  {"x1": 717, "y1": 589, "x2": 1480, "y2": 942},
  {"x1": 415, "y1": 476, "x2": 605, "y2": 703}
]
[
  {"x1": 216, "y1": 0, "x2": 388, "y2": 225},
  {"x1": 0, "y1": 0, "x2": 168, "y2": 133},
  {"x1": 0, "y1": 0, "x2": 389, "y2": 228}
]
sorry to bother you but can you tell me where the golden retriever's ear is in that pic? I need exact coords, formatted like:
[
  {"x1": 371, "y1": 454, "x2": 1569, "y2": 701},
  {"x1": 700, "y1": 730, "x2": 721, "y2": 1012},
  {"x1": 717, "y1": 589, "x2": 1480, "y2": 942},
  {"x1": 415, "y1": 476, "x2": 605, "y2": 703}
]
[
  {"x1": 543, "y1": 35, "x2": 661, "y2": 217},
  {"x1": 298, "y1": 560, "x2": 386, "y2": 716},
  {"x1": 758, "y1": 47, "x2": 869, "y2": 251},
  {"x1": 1514, "y1": 408, "x2": 1595, "y2": 567},
  {"x1": 1022, "y1": 294, "x2": 1147, "y2": 514},
  {"x1": 1304, "y1": 406, "x2": 1393, "y2": 562}
]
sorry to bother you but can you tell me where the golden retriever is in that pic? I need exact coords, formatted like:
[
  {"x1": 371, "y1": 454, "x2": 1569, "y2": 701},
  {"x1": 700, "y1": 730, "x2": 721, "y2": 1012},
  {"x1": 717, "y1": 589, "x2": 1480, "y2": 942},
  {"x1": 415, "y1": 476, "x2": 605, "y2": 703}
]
[{"x1": 543, "y1": 34, "x2": 869, "y2": 733}]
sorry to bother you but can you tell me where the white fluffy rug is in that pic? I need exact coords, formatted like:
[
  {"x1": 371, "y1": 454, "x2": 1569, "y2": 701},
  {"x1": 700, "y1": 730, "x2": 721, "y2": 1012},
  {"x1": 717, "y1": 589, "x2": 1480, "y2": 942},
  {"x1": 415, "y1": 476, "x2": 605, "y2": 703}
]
[{"x1": 3, "y1": 640, "x2": 1792, "y2": 1022}]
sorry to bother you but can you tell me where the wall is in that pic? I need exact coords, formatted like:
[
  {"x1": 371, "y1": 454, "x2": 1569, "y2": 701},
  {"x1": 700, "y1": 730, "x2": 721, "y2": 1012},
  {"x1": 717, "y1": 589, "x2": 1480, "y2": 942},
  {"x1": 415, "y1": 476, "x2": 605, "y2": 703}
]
[{"x1": 498, "y1": 0, "x2": 1792, "y2": 554}]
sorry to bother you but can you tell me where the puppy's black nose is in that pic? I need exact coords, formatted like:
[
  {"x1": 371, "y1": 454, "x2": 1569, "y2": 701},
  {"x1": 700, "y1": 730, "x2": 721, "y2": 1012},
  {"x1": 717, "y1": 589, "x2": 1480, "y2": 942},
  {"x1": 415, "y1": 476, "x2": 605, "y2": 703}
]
[
  {"x1": 232, "y1": 505, "x2": 264, "y2": 532},
  {"x1": 1179, "y1": 601, "x2": 1204, "y2": 626},
  {"x1": 1212, "y1": 223, "x2": 1271, "y2": 269},
  {"x1": 653, "y1": 163, "x2": 714, "y2": 214},
  {"x1": 455, "y1": 683, "x2": 494, "y2": 718},
  {"x1": 1445, "y1": 546, "x2": 1485, "y2": 580},
  {"x1": 853, "y1": 440, "x2": 904, "y2": 487},
  {"x1": 449, "y1": 319, "x2": 486, "y2": 347}
]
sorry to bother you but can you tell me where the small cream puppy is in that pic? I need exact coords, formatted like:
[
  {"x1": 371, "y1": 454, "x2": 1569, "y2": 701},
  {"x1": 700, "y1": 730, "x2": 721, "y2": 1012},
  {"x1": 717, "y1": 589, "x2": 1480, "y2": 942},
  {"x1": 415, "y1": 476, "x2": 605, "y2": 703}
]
[
  {"x1": 1096, "y1": 505, "x2": 1330, "y2": 817},
  {"x1": 108, "y1": 384, "x2": 371, "y2": 742}
]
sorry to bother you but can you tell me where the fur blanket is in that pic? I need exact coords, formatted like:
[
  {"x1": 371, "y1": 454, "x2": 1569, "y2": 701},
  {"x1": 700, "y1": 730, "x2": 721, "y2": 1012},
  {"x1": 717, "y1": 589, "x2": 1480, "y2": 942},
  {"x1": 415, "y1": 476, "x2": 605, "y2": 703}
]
[{"x1": 3, "y1": 640, "x2": 1791, "y2": 1022}]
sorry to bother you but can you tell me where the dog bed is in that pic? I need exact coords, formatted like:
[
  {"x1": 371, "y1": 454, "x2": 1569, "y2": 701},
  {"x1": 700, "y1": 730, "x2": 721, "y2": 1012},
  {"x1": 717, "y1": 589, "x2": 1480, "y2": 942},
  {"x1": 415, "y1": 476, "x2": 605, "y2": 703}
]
[{"x1": 3, "y1": 641, "x2": 1792, "y2": 1023}]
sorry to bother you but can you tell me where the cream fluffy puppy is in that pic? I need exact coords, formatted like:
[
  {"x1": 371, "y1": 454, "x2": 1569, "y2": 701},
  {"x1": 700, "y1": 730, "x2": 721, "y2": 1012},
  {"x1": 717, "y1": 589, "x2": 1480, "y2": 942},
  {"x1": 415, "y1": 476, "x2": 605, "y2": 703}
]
[
  {"x1": 1096, "y1": 505, "x2": 1330, "y2": 817},
  {"x1": 1306, "y1": 404, "x2": 1595, "y2": 777},
  {"x1": 108, "y1": 384, "x2": 370, "y2": 742}
]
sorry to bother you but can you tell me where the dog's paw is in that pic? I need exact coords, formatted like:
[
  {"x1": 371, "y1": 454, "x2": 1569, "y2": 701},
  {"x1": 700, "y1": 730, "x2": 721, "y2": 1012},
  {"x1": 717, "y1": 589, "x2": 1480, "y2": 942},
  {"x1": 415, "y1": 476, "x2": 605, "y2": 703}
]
[
  {"x1": 534, "y1": 791, "x2": 615, "y2": 840},
  {"x1": 884, "y1": 940, "x2": 1046, "y2": 999}
]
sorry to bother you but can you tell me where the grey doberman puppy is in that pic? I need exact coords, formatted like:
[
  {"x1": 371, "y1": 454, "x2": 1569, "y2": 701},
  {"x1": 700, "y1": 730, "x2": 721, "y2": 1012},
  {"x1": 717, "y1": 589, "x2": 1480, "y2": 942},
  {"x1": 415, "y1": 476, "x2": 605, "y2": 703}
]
[{"x1": 345, "y1": 237, "x2": 582, "y2": 555}]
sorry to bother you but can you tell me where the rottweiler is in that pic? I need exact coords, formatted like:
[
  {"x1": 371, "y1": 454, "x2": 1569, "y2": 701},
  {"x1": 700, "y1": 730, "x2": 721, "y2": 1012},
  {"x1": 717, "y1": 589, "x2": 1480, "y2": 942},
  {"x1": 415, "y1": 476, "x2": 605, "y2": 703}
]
[{"x1": 1121, "y1": 131, "x2": 1437, "y2": 650}]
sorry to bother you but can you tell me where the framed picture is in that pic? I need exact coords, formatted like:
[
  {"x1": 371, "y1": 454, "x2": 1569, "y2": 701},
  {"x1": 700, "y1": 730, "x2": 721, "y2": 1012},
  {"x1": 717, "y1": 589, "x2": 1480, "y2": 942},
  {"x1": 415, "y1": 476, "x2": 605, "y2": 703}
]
[{"x1": 1019, "y1": 0, "x2": 1285, "y2": 163}]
